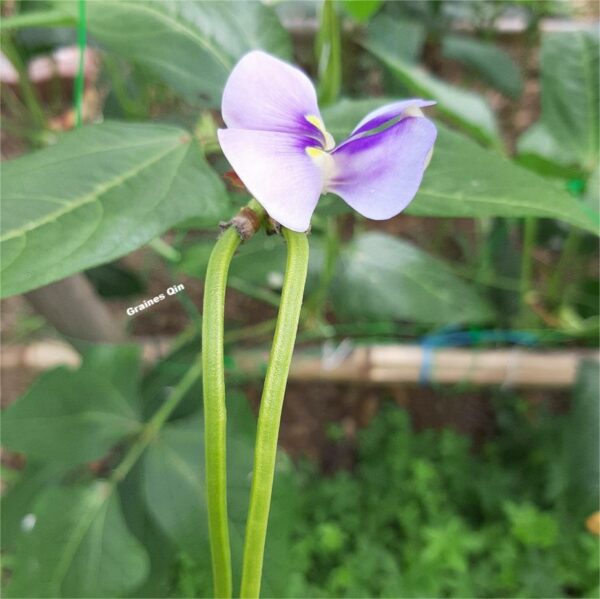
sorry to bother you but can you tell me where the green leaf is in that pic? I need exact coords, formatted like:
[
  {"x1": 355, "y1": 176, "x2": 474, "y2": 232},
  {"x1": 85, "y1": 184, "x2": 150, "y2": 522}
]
[
  {"x1": 60, "y1": 0, "x2": 291, "y2": 106},
  {"x1": 414, "y1": 123, "x2": 600, "y2": 234},
  {"x1": 142, "y1": 417, "x2": 211, "y2": 557},
  {"x1": 1, "y1": 366, "x2": 141, "y2": 467},
  {"x1": 0, "y1": 9, "x2": 75, "y2": 30},
  {"x1": 0, "y1": 121, "x2": 228, "y2": 297},
  {"x1": 6, "y1": 483, "x2": 149, "y2": 598},
  {"x1": 364, "y1": 16, "x2": 500, "y2": 145},
  {"x1": 1, "y1": 462, "x2": 65, "y2": 552},
  {"x1": 516, "y1": 121, "x2": 582, "y2": 178},
  {"x1": 365, "y1": 14, "x2": 425, "y2": 63},
  {"x1": 118, "y1": 462, "x2": 176, "y2": 598},
  {"x1": 332, "y1": 232, "x2": 494, "y2": 324},
  {"x1": 142, "y1": 398, "x2": 298, "y2": 597},
  {"x1": 541, "y1": 31, "x2": 599, "y2": 170},
  {"x1": 81, "y1": 344, "x2": 143, "y2": 411},
  {"x1": 341, "y1": 0, "x2": 382, "y2": 22},
  {"x1": 518, "y1": 31, "x2": 599, "y2": 173},
  {"x1": 321, "y1": 99, "x2": 600, "y2": 234},
  {"x1": 441, "y1": 35, "x2": 523, "y2": 99},
  {"x1": 503, "y1": 502, "x2": 559, "y2": 548}
]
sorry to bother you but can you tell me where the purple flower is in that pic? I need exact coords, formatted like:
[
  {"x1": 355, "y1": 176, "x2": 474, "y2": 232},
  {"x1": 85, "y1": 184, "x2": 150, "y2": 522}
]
[{"x1": 218, "y1": 51, "x2": 437, "y2": 232}]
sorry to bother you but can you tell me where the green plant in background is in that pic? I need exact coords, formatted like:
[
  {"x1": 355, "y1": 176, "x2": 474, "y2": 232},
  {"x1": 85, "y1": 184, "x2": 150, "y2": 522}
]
[
  {"x1": 1, "y1": 0, "x2": 599, "y2": 597},
  {"x1": 286, "y1": 367, "x2": 599, "y2": 598},
  {"x1": 2, "y1": 349, "x2": 598, "y2": 598}
]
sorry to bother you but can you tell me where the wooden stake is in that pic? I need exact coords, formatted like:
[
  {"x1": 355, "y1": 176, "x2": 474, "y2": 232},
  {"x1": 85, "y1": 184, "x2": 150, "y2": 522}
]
[{"x1": 2, "y1": 339, "x2": 597, "y2": 389}]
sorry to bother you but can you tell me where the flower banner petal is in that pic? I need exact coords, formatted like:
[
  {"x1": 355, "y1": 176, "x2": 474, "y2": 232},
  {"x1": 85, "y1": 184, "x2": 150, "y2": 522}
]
[
  {"x1": 221, "y1": 50, "x2": 324, "y2": 142},
  {"x1": 218, "y1": 128, "x2": 323, "y2": 232},
  {"x1": 328, "y1": 116, "x2": 437, "y2": 220},
  {"x1": 350, "y1": 99, "x2": 436, "y2": 137}
]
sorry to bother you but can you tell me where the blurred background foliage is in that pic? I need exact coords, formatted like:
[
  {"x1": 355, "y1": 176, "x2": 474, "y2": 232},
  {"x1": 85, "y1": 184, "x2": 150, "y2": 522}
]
[{"x1": 1, "y1": 0, "x2": 599, "y2": 597}]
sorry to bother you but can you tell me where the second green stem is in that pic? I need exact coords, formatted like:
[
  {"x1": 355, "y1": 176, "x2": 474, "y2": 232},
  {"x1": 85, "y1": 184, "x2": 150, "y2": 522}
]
[{"x1": 240, "y1": 230, "x2": 310, "y2": 598}]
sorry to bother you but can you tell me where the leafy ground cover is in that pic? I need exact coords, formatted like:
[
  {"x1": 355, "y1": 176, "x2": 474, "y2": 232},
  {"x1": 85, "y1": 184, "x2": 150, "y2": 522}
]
[{"x1": 173, "y1": 363, "x2": 600, "y2": 598}]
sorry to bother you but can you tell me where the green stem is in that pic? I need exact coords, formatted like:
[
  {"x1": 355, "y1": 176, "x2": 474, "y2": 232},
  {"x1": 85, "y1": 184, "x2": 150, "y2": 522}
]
[
  {"x1": 74, "y1": 0, "x2": 87, "y2": 128},
  {"x1": 1, "y1": 35, "x2": 46, "y2": 131},
  {"x1": 149, "y1": 237, "x2": 181, "y2": 263},
  {"x1": 547, "y1": 228, "x2": 581, "y2": 308},
  {"x1": 519, "y1": 217, "x2": 537, "y2": 316},
  {"x1": 316, "y1": 0, "x2": 342, "y2": 106},
  {"x1": 474, "y1": 217, "x2": 493, "y2": 293},
  {"x1": 202, "y1": 200, "x2": 264, "y2": 599},
  {"x1": 110, "y1": 362, "x2": 201, "y2": 484},
  {"x1": 202, "y1": 227, "x2": 239, "y2": 599},
  {"x1": 240, "y1": 230, "x2": 310, "y2": 598},
  {"x1": 305, "y1": 216, "x2": 339, "y2": 322}
]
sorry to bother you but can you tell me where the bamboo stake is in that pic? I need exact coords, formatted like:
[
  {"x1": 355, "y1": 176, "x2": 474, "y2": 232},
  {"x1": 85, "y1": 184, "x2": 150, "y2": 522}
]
[{"x1": 2, "y1": 339, "x2": 597, "y2": 389}]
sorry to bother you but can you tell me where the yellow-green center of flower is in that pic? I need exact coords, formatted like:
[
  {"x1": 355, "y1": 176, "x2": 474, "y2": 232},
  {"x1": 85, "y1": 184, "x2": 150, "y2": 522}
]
[
  {"x1": 305, "y1": 115, "x2": 335, "y2": 151},
  {"x1": 304, "y1": 115, "x2": 336, "y2": 190}
]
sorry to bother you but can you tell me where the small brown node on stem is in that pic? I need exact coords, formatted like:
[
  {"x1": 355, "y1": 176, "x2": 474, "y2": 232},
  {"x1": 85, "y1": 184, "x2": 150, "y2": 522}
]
[
  {"x1": 265, "y1": 217, "x2": 282, "y2": 236},
  {"x1": 221, "y1": 206, "x2": 262, "y2": 241}
]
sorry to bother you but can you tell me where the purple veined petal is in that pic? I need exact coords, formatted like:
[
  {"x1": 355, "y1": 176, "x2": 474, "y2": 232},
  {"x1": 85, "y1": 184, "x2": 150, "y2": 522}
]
[
  {"x1": 218, "y1": 128, "x2": 324, "y2": 232},
  {"x1": 327, "y1": 116, "x2": 437, "y2": 220},
  {"x1": 221, "y1": 50, "x2": 325, "y2": 144},
  {"x1": 350, "y1": 99, "x2": 436, "y2": 138}
]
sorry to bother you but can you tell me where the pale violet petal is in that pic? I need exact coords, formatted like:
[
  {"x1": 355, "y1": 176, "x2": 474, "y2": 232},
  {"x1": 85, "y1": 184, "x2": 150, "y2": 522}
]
[
  {"x1": 221, "y1": 50, "x2": 324, "y2": 142},
  {"x1": 218, "y1": 128, "x2": 323, "y2": 232},
  {"x1": 350, "y1": 99, "x2": 436, "y2": 137},
  {"x1": 327, "y1": 116, "x2": 437, "y2": 220}
]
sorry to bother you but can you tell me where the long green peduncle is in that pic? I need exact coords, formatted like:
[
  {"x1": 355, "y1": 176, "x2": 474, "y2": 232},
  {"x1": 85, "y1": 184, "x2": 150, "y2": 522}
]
[
  {"x1": 240, "y1": 229, "x2": 310, "y2": 598},
  {"x1": 202, "y1": 200, "x2": 264, "y2": 598}
]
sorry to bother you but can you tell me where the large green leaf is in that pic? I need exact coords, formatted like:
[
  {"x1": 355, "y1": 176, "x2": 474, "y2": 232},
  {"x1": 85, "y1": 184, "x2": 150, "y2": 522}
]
[
  {"x1": 517, "y1": 30, "x2": 599, "y2": 173},
  {"x1": 81, "y1": 344, "x2": 143, "y2": 411},
  {"x1": 516, "y1": 121, "x2": 581, "y2": 178},
  {"x1": 142, "y1": 418, "x2": 211, "y2": 558},
  {"x1": 441, "y1": 35, "x2": 523, "y2": 99},
  {"x1": 332, "y1": 232, "x2": 494, "y2": 324},
  {"x1": 321, "y1": 99, "x2": 600, "y2": 234},
  {"x1": 0, "y1": 462, "x2": 65, "y2": 552},
  {"x1": 540, "y1": 31, "x2": 599, "y2": 170},
  {"x1": 142, "y1": 398, "x2": 298, "y2": 597},
  {"x1": 0, "y1": 121, "x2": 228, "y2": 297},
  {"x1": 366, "y1": 14, "x2": 425, "y2": 64},
  {"x1": 60, "y1": 0, "x2": 291, "y2": 106},
  {"x1": 118, "y1": 462, "x2": 176, "y2": 599},
  {"x1": 1, "y1": 366, "x2": 141, "y2": 467},
  {"x1": 415, "y1": 123, "x2": 599, "y2": 233},
  {"x1": 6, "y1": 483, "x2": 149, "y2": 598},
  {"x1": 341, "y1": 0, "x2": 383, "y2": 23},
  {"x1": 364, "y1": 16, "x2": 500, "y2": 145}
]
